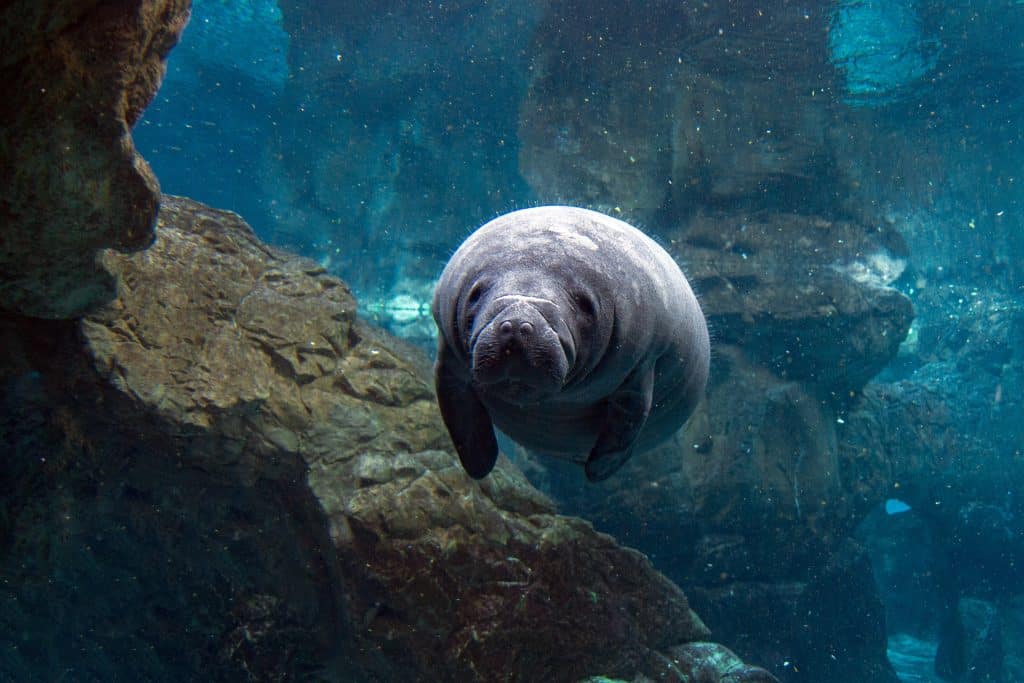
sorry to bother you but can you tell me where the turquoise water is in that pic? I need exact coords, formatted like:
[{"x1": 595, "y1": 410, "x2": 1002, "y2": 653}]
[{"x1": 129, "y1": 1, "x2": 1024, "y2": 681}]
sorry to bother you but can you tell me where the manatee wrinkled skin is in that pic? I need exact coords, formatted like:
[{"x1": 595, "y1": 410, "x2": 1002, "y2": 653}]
[{"x1": 432, "y1": 206, "x2": 710, "y2": 482}]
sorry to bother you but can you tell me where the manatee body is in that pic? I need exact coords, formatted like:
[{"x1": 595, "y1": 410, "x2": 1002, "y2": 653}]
[{"x1": 432, "y1": 206, "x2": 709, "y2": 482}]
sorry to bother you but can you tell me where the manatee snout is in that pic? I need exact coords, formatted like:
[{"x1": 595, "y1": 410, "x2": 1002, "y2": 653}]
[{"x1": 471, "y1": 301, "x2": 568, "y2": 400}]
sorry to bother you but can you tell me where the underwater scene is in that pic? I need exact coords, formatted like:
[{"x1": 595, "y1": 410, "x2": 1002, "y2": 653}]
[{"x1": 2, "y1": 0, "x2": 1023, "y2": 681}]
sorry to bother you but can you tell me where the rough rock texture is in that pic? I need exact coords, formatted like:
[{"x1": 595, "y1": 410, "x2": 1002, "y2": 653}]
[
  {"x1": 682, "y1": 212, "x2": 913, "y2": 391},
  {"x1": 0, "y1": 0, "x2": 190, "y2": 319},
  {"x1": 0, "y1": 195, "x2": 782, "y2": 682},
  {"x1": 661, "y1": 642, "x2": 780, "y2": 682}
]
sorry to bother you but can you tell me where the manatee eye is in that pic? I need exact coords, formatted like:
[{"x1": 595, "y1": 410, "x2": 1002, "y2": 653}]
[
  {"x1": 467, "y1": 282, "x2": 486, "y2": 306},
  {"x1": 573, "y1": 290, "x2": 597, "y2": 317},
  {"x1": 462, "y1": 281, "x2": 489, "y2": 331}
]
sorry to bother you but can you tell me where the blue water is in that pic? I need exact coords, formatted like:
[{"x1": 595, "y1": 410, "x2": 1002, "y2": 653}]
[
  {"x1": 136, "y1": 0, "x2": 536, "y2": 336},
  {"x1": 131, "y1": 1, "x2": 1024, "y2": 681}
]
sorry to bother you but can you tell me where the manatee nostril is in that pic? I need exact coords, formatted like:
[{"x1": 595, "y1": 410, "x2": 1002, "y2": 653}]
[
  {"x1": 499, "y1": 320, "x2": 514, "y2": 336},
  {"x1": 519, "y1": 322, "x2": 533, "y2": 336}
]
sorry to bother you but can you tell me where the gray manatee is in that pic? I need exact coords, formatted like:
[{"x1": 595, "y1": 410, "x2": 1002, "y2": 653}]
[{"x1": 432, "y1": 206, "x2": 709, "y2": 481}]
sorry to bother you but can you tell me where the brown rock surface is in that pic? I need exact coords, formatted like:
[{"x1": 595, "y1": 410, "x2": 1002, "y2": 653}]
[
  {"x1": 2, "y1": 195, "x2": 774, "y2": 681},
  {"x1": 0, "y1": 0, "x2": 190, "y2": 319}
]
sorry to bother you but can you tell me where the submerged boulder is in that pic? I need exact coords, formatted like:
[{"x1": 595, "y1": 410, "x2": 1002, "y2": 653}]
[
  {"x1": 0, "y1": 0, "x2": 191, "y2": 319},
  {"x1": 0, "y1": 195, "x2": 782, "y2": 682}
]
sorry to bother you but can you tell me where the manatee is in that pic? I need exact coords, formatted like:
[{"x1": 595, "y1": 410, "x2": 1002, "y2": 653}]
[{"x1": 432, "y1": 206, "x2": 709, "y2": 481}]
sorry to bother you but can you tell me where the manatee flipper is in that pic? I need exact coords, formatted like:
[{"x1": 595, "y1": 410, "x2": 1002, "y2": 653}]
[
  {"x1": 585, "y1": 366, "x2": 654, "y2": 482},
  {"x1": 435, "y1": 340, "x2": 498, "y2": 479}
]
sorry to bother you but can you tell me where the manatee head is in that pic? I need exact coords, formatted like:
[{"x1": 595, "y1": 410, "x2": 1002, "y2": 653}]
[{"x1": 464, "y1": 289, "x2": 573, "y2": 403}]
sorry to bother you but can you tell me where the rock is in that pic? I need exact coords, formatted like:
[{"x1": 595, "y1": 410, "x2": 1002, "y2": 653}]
[
  {"x1": 1, "y1": 195, "x2": 764, "y2": 681},
  {"x1": 840, "y1": 286, "x2": 1023, "y2": 572},
  {"x1": 947, "y1": 504, "x2": 1023, "y2": 600},
  {"x1": 687, "y1": 580, "x2": 804, "y2": 675},
  {"x1": 677, "y1": 211, "x2": 914, "y2": 392},
  {"x1": 517, "y1": 3, "x2": 683, "y2": 219},
  {"x1": 578, "y1": 642, "x2": 779, "y2": 683},
  {"x1": 937, "y1": 598, "x2": 1004, "y2": 683},
  {"x1": 521, "y1": 348, "x2": 899, "y2": 681},
  {"x1": 932, "y1": 595, "x2": 1024, "y2": 683},
  {"x1": 0, "y1": 0, "x2": 191, "y2": 318},
  {"x1": 668, "y1": 76, "x2": 835, "y2": 209},
  {"x1": 535, "y1": 346, "x2": 848, "y2": 578},
  {"x1": 662, "y1": 642, "x2": 779, "y2": 682},
  {"x1": 518, "y1": 1, "x2": 840, "y2": 222},
  {"x1": 837, "y1": 283, "x2": 1024, "y2": 676},
  {"x1": 838, "y1": 379, "x2": 960, "y2": 524},
  {"x1": 684, "y1": 541, "x2": 898, "y2": 683},
  {"x1": 792, "y1": 540, "x2": 900, "y2": 683}
]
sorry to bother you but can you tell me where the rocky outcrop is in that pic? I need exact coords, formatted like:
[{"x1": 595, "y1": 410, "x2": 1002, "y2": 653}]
[
  {"x1": 686, "y1": 539, "x2": 898, "y2": 683},
  {"x1": 1, "y1": 195, "x2": 779, "y2": 682},
  {"x1": 857, "y1": 506, "x2": 943, "y2": 638},
  {"x1": 0, "y1": 0, "x2": 191, "y2": 319},
  {"x1": 683, "y1": 211, "x2": 912, "y2": 390}
]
